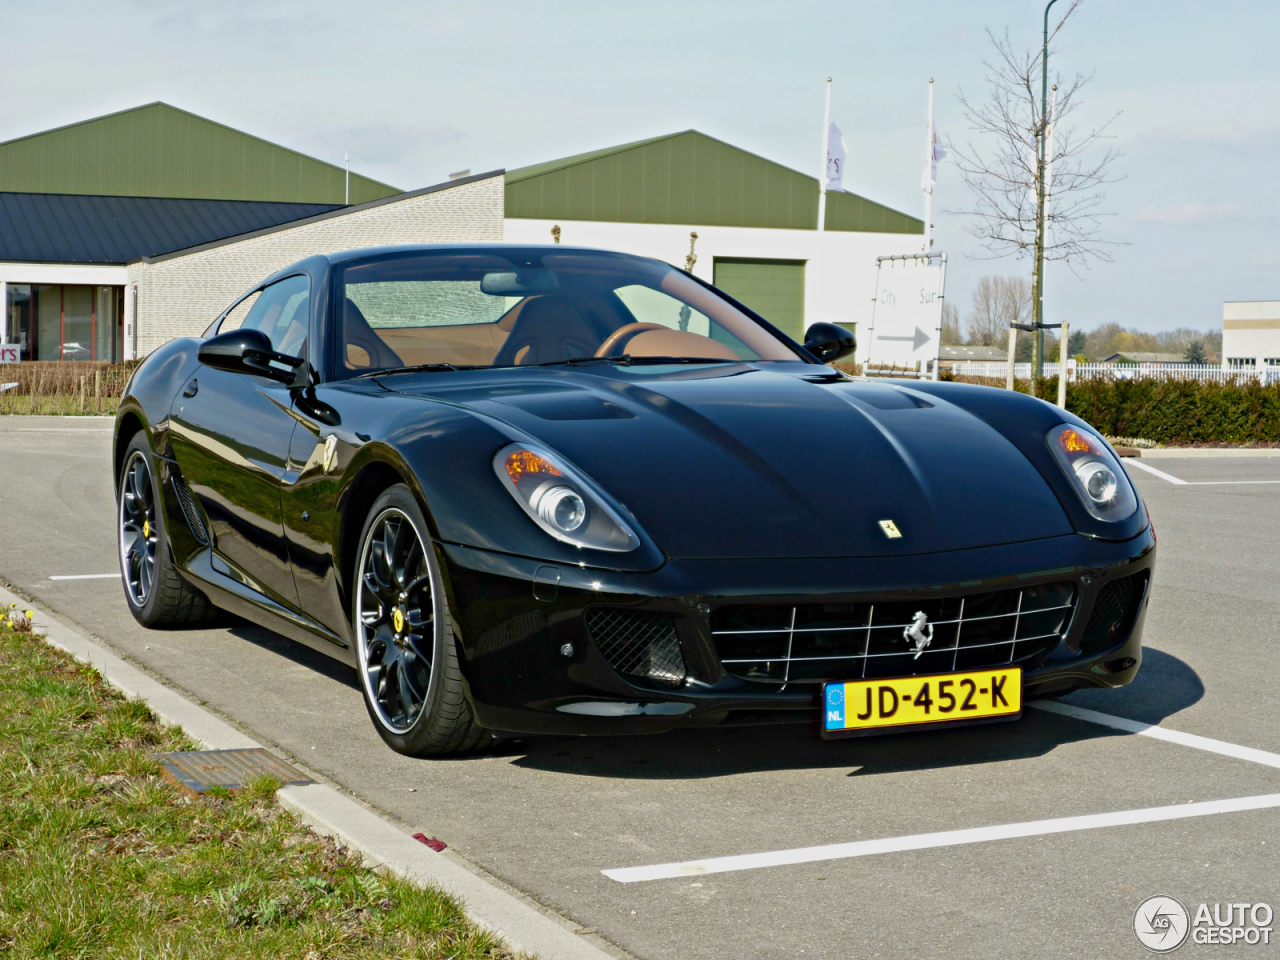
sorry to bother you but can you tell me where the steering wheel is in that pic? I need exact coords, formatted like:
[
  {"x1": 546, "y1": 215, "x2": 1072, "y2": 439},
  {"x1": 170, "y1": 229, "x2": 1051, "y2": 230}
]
[{"x1": 594, "y1": 323, "x2": 667, "y2": 357}]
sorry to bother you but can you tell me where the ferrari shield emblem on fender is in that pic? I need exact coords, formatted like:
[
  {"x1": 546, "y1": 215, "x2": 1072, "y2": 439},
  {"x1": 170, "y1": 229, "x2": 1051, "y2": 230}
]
[
  {"x1": 321, "y1": 435, "x2": 338, "y2": 474},
  {"x1": 879, "y1": 519, "x2": 902, "y2": 539}
]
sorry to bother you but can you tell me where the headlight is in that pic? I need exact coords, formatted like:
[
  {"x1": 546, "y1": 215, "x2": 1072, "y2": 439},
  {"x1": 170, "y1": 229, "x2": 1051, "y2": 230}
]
[
  {"x1": 493, "y1": 443, "x2": 641, "y2": 552},
  {"x1": 1045, "y1": 424, "x2": 1138, "y2": 522}
]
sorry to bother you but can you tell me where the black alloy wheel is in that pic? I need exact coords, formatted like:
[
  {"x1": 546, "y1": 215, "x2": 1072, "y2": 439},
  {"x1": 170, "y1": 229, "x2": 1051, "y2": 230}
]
[
  {"x1": 119, "y1": 449, "x2": 157, "y2": 608},
  {"x1": 357, "y1": 507, "x2": 435, "y2": 732},
  {"x1": 353, "y1": 484, "x2": 491, "y2": 755},
  {"x1": 116, "y1": 432, "x2": 213, "y2": 628}
]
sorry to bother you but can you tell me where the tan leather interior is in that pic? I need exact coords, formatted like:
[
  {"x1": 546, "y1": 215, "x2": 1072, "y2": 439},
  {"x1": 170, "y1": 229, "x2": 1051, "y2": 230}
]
[
  {"x1": 374, "y1": 323, "x2": 510, "y2": 367},
  {"x1": 492, "y1": 296, "x2": 599, "y2": 366},
  {"x1": 622, "y1": 328, "x2": 740, "y2": 360},
  {"x1": 594, "y1": 322, "x2": 666, "y2": 357}
]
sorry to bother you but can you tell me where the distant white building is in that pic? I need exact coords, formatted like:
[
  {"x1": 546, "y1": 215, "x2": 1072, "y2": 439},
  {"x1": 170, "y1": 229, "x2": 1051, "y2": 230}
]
[{"x1": 1223, "y1": 301, "x2": 1280, "y2": 368}]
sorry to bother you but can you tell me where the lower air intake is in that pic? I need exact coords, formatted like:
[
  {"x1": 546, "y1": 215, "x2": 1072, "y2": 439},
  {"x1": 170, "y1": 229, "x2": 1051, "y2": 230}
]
[
  {"x1": 1080, "y1": 572, "x2": 1148, "y2": 654},
  {"x1": 585, "y1": 608, "x2": 687, "y2": 689},
  {"x1": 171, "y1": 472, "x2": 209, "y2": 546}
]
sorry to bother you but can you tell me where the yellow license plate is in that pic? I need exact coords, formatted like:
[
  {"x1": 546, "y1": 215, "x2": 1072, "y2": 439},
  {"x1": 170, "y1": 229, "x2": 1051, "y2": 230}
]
[{"x1": 822, "y1": 667, "x2": 1021, "y2": 737}]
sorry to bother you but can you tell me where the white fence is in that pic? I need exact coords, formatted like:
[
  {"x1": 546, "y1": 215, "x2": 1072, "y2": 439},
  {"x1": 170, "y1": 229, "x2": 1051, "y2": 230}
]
[{"x1": 944, "y1": 362, "x2": 1280, "y2": 385}]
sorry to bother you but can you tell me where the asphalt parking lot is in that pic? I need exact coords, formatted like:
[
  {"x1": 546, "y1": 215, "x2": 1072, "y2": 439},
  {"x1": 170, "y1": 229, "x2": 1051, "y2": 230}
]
[{"x1": 2, "y1": 415, "x2": 1279, "y2": 959}]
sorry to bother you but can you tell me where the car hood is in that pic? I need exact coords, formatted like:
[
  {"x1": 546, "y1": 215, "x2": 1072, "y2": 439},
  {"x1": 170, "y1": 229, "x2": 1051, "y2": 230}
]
[{"x1": 390, "y1": 364, "x2": 1074, "y2": 560}]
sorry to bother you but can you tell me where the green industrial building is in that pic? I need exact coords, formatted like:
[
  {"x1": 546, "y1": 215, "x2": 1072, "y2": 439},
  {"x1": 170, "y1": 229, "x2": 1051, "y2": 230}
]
[{"x1": 0, "y1": 103, "x2": 921, "y2": 361}]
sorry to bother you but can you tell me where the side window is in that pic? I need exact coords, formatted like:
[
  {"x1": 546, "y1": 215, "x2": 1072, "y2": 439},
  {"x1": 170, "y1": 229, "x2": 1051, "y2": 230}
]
[
  {"x1": 240, "y1": 275, "x2": 310, "y2": 358},
  {"x1": 219, "y1": 291, "x2": 260, "y2": 332}
]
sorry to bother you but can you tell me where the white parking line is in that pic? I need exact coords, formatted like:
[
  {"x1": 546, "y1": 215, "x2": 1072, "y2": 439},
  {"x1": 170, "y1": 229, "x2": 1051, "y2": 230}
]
[
  {"x1": 1126, "y1": 460, "x2": 1188, "y2": 484},
  {"x1": 1126, "y1": 459, "x2": 1280, "y2": 486},
  {"x1": 604, "y1": 703, "x2": 1280, "y2": 883},
  {"x1": 49, "y1": 574, "x2": 119, "y2": 580},
  {"x1": 1030, "y1": 700, "x2": 1280, "y2": 769},
  {"x1": 603, "y1": 793, "x2": 1280, "y2": 883}
]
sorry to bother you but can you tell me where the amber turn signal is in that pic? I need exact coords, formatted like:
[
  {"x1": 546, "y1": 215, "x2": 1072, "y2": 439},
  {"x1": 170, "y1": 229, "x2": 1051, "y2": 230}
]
[
  {"x1": 505, "y1": 450, "x2": 562, "y2": 484},
  {"x1": 1058, "y1": 428, "x2": 1097, "y2": 455}
]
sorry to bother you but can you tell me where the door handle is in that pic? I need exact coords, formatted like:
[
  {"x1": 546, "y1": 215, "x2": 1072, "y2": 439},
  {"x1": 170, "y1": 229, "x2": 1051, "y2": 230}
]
[{"x1": 183, "y1": 379, "x2": 198, "y2": 398}]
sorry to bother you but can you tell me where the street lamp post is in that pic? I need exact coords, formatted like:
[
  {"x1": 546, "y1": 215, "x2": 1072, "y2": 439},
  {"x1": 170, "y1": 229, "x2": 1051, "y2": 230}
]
[{"x1": 1033, "y1": 0, "x2": 1060, "y2": 381}]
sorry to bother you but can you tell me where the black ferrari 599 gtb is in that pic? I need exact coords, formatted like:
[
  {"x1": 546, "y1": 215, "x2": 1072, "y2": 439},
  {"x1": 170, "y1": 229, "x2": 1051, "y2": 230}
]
[{"x1": 114, "y1": 244, "x2": 1154, "y2": 755}]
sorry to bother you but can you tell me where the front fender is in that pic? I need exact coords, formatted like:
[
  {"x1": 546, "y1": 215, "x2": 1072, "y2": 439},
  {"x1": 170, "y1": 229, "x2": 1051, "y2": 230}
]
[
  {"x1": 907, "y1": 380, "x2": 1150, "y2": 542},
  {"x1": 113, "y1": 338, "x2": 203, "y2": 488}
]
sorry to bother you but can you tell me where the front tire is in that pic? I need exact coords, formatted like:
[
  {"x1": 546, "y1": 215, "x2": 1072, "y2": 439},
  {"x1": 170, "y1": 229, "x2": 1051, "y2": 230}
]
[
  {"x1": 117, "y1": 433, "x2": 213, "y2": 627},
  {"x1": 353, "y1": 484, "x2": 490, "y2": 756}
]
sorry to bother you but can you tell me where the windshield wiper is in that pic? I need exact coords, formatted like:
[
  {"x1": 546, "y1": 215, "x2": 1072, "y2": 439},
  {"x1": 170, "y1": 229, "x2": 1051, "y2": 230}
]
[
  {"x1": 355, "y1": 363, "x2": 477, "y2": 379},
  {"x1": 536, "y1": 355, "x2": 740, "y2": 368}
]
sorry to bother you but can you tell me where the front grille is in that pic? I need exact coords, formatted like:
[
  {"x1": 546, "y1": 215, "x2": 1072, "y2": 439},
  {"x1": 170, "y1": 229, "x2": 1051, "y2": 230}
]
[
  {"x1": 712, "y1": 582, "x2": 1077, "y2": 684},
  {"x1": 1080, "y1": 572, "x2": 1148, "y2": 654},
  {"x1": 585, "y1": 608, "x2": 688, "y2": 689},
  {"x1": 170, "y1": 472, "x2": 210, "y2": 545}
]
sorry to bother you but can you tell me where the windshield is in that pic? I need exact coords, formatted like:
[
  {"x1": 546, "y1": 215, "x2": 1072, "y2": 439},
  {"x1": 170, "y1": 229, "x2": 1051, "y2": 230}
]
[{"x1": 334, "y1": 249, "x2": 801, "y2": 378}]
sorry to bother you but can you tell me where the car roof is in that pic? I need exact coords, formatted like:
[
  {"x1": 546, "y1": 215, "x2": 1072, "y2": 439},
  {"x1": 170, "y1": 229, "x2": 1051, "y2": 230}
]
[
  {"x1": 320, "y1": 243, "x2": 662, "y2": 266},
  {"x1": 256, "y1": 244, "x2": 668, "y2": 290}
]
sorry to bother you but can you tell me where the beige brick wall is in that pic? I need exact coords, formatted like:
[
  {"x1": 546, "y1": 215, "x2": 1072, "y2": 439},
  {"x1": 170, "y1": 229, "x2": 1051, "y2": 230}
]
[{"x1": 126, "y1": 174, "x2": 504, "y2": 356}]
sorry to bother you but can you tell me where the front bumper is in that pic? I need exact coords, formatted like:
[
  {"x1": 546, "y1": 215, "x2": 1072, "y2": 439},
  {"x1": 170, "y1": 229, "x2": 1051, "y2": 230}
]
[{"x1": 439, "y1": 529, "x2": 1156, "y2": 737}]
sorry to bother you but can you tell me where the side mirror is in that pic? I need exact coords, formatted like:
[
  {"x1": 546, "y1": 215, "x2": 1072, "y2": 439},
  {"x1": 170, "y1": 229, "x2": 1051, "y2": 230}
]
[
  {"x1": 198, "y1": 328, "x2": 304, "y2": 385},
  {"x1": 804, "y1": 322, "x2": 856, "y2": 364}
]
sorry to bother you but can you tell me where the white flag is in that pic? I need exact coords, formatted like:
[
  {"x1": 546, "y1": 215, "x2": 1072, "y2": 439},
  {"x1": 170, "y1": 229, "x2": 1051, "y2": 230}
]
[
  {"x1": 824, "y1": 122, "x2": 847, "y2": 192},
  {"x1": 920, "y1": 124, "x2": 948, "y2": 191}
]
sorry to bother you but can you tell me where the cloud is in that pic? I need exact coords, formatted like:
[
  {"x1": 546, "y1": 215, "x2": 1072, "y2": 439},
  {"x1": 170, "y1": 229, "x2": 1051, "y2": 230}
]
[{"x1": 1130, "y1": 201, "x2": 1240, "y2": 225}]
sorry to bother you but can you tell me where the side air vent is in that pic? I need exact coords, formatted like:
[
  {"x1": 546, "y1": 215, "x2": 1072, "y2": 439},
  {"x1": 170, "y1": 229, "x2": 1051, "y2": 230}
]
[
  {"x1": 1080, "y1": 572, "x2": 1148, "y2": 654},
  {"x1": 585, "y1": 608, "x2": 688, "y2": 689},
  {"x1": 171, "y1": 472, "x2": 210, "y2": 546}
]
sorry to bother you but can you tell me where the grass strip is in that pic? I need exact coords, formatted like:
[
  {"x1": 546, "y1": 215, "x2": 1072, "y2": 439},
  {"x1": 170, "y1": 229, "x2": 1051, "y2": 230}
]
[{"x1": 0, "y1": 618, "x2": 518, "y2": 959}]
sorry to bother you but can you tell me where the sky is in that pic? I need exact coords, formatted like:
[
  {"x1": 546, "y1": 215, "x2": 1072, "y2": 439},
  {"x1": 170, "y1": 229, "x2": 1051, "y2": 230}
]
[{"x1": 1, "y1": 0, "x2": 1276, "y2": 335}]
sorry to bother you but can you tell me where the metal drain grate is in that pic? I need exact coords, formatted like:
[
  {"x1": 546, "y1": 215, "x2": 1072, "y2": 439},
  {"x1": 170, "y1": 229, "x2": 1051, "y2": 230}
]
[
  {"x1": 585, "y1": 608, "x2": 687, "y2": 688},
  {"x1": 170, "y1": 471, "x2": 210, "y2": 545},
  {"x1": 151, "y1": 748, "x2": 313, "y2": 797}
]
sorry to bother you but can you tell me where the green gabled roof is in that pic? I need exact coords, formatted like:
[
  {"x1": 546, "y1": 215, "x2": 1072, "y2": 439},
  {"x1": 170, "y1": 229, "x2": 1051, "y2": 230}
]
[
  {"x1": 0, "y1": 102, "x2": 401, "y2": 205},
  {"x1": 505, "y1": 129, "x2": 922, "y2": 234}
]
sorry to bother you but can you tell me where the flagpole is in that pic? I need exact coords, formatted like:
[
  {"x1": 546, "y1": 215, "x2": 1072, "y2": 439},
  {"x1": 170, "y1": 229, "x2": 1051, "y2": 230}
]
[
  {"x1": 923, "y1": 79, "x2": 934, "y2": 253},
  {"x1": 817, "y1": 77, "x2": 831, "y2": 231}
]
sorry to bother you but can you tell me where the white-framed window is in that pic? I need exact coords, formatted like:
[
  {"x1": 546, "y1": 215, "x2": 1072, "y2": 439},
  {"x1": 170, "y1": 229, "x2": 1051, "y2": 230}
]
[{"x1": 1226, "y1": 357, "x2": 1257, "y2": 368}]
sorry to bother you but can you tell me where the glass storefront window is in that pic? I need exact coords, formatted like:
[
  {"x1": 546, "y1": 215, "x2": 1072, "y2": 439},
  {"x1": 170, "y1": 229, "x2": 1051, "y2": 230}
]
[
  {"x1": 62, "y1": 286, "x2": 93, "y2": 360},
  {"x1": 37, "y1": 286, "x2": 60, "y2": 361},
  {"x1": 6, "y1": 285, "x2": 32, "y2": 359},
  {"x1": 4, "y1": 284, "x2": 124, "y2": 361},
  {"x1": 95, "y1": 287, "x2": 120, "y2": 361}
]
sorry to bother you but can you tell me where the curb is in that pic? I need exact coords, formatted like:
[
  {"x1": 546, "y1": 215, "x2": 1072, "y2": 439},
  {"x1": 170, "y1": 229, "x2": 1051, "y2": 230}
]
[{"x1": 0, "y1": 582, "x2": 618, "y2": 960}]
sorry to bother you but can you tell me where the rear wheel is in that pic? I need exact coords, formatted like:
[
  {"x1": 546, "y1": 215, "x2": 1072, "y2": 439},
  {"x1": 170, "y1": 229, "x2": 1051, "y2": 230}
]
[
  {"x1": 117, "y1": 433, "x2": 213, "y2": 627},
  {"x1": 353, "y1": 484, "x2": 491, "y2": 756}
]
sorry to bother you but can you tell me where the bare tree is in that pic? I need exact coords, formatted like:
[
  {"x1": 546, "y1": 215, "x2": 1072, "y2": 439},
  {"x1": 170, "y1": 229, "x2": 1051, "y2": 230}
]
[
  {"x1": 951, "y1": 2, "x2": 1121, "y2": 269},
  {"x1": 950, "y1": 1, "x2": 1122, "y2": 384},
  {"x1": 940, "y1": 301, "x2": 962, "y2": 345},
  {"x1": 966, "y1": 276, "x2": 1031, "y2": 346}
]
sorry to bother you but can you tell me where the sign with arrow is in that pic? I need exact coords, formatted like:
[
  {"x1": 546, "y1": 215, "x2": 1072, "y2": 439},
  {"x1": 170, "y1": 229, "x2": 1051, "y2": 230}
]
[{"x1": 864, "y1": 253, "x2": 947, "y2": 372}]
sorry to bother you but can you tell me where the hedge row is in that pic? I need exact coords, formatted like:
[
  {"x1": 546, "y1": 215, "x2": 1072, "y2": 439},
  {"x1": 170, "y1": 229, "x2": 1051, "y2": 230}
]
[{"x1": 1044, "y1": 377, "x2": 1280, "y2": 445}]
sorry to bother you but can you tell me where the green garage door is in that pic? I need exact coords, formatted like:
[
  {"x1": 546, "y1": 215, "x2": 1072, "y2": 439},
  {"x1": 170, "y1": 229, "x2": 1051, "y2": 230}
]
[{"x1": 713, "y1": 258, "x2": 806, "y2": 340}]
